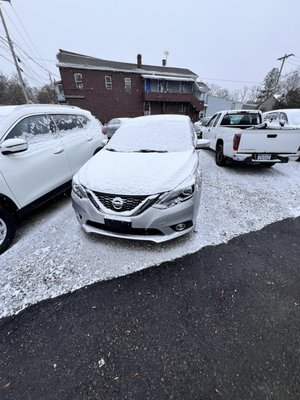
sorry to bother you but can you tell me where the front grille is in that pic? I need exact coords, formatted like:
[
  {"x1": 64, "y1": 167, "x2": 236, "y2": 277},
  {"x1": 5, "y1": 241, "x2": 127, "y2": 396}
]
[
  {"x1": 87, "y1": 220, "x2": 162, "y2": 236},
  {"x1": 91, "y1": 191, "x2": 150, "y2": 212}
]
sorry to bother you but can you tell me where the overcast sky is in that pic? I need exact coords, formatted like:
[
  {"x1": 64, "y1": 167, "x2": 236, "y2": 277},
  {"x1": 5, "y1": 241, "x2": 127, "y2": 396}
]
[{"x1": 0, "y1": 0, "x2": 299, "y2": 93}]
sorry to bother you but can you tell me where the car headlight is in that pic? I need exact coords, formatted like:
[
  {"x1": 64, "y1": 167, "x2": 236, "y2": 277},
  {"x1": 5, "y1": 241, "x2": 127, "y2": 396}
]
[
  {"x1": 153, "y1": 173, "x2": 198, "y2": 209},
  {"x1": 72, "y1": 176, "x2": 87, "y2": 199}
]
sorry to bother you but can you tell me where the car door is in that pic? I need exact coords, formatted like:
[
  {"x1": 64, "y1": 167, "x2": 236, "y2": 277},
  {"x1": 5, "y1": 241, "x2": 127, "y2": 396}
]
[
  {"x1": 50, "y1": 113, "x2": 97, "y2": 175},
  {"x1": 203, "y1": 113, "x2": 221, "y2": 149},
  {"x1": 1, "y1": 113, "x2": 72, "y2": 208}
]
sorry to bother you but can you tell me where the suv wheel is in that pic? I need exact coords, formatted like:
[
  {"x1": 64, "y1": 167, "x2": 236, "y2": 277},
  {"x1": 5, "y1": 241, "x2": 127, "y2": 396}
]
[{"x1": 0, "y1": 207, "x2": 16, "y2": 254}]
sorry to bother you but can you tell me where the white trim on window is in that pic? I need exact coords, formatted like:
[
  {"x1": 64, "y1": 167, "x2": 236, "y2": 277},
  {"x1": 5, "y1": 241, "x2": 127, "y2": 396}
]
[
  {"x1": 74, "y1": 73, "x2": 83, "y2": 89},
  {"x1": 105, "y1": 75, "x2": 112, "y2": 90},
  {"x1": 124, "y1": 77, "x2": 132, "y2": 91}
]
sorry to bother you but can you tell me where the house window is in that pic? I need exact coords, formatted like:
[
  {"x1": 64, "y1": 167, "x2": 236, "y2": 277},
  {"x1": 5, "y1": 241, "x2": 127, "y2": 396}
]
[
  {"x1": 74, "y1": 73, "x2": 83, "y2": 89},
  {"x1": 105, "y1": 76, "x2": 112, "y2": 90},
  {"x1": 158, "y1": 80, "x2": 168, "y2": 93},
  {"x1": 179, "y1": 82, "x2": 186, "y2": 93},
  {"x1": 144, "y1": 101, "x2": 151, "y2": 116},
  {"x1": 124, "y1": 77, "x2": 132, "y2": 90},
  {"x1": 179, "y1": 104, "x2": 186, "y2": 113}
]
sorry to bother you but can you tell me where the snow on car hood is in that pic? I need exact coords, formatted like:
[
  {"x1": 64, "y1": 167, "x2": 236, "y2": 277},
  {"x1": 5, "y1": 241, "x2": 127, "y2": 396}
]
[{"x1": 77, "y1": 149, "x2": 198, "y2": 195}]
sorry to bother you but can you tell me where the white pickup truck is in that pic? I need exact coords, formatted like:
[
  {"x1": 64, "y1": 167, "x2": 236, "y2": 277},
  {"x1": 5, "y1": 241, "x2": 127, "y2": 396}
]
[{"x1": 202, "y1": 110, "x2": 300, "y2": 166}]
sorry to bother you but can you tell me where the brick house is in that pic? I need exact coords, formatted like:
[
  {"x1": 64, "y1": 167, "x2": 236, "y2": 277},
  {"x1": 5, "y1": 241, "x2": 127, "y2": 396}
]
[{"x1": 56, "y1": 49, "x2": 204, "y2": 123}]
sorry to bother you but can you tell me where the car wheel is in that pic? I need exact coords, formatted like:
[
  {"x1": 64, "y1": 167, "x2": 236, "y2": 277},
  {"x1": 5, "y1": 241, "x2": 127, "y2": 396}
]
[
  {"x1": 0, "y1": 207, "x2": 16, "y2": 254},
  {"x1": 215, "y1": 143, "x2": 227, "y2": 166}
]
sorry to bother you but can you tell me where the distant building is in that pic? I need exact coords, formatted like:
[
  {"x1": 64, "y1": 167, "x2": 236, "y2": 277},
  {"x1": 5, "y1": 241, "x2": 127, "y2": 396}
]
[
  {"x1": 258, "y1": 95, "x2": 280, "y2": 112},
  {"x1": 56, "y1": 50, "x2": 204, "y2": 123},
  {"x1": 194, "y1": 84, "x2": 259, "y2": 117},
  {"x1": 242, "y1": 101, "x2": 258, "y2": 110}
]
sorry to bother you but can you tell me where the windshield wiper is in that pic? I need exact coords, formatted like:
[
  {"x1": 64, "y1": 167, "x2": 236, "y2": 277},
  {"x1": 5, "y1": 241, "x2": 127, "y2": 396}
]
[
  {"x1": 106, "y1": 148, "x2": 118, "y2": 152},
  {"x1": 134, "y1": 149, "x2": 168, "y2": 153}
]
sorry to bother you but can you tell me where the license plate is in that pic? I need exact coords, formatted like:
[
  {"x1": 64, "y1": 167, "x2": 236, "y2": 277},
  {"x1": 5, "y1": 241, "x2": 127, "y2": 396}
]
[
  {"x1": 257, "y1": 154, "x2": 271, "y2": 160},
  {"x1": 104, "y1": 218, "x2": 132, "y2": 230}
]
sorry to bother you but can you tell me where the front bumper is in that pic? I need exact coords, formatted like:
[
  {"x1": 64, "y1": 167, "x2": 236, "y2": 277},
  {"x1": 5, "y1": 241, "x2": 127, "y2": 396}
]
[{"x1": 71, "y1": 190, "x2": 200, "y2": 243}]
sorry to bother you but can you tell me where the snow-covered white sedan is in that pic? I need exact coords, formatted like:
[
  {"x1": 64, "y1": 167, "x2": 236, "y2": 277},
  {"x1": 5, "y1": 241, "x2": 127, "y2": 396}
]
[{"x1": 72, "y1": 115, "x2": 209, "y2": 243}]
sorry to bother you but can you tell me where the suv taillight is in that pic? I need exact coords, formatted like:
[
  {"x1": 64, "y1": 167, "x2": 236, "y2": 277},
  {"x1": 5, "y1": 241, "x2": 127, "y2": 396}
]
[
  {"x1": 233, "y1": 133, "x2": 241, "y2": 151},
  {"x1": 102, "y1": 126, "x2": 108, "y2": 135}
]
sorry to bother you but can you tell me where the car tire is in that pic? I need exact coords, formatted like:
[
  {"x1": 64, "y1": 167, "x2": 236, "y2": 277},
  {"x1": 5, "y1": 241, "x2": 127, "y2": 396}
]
[
  {"x1": 0, "y1": 207, "x2": 16, "y2": 255},
  {"x1": 215, "y1": 143, "x2": 227, "y2": 166}
]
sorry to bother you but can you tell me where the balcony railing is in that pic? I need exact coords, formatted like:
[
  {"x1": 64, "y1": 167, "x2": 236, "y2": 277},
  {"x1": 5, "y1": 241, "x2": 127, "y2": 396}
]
[{"x1": 144, "y1": 92, "x2": 204, "y2": 111}]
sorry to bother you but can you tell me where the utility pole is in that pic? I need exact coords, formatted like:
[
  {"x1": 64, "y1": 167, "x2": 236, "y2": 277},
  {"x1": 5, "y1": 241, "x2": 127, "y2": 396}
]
[
  {"x1": 0, "y1": 0, "x2": 29, "y2": 103},
  {"x1": 274, "y1": 53, "x2": 295, "y2": 92}
]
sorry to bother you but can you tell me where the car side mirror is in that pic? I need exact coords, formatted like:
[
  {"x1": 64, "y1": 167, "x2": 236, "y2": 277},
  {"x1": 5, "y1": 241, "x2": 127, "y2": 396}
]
[
  {"x1": 1, "y1": 138, "x2": 28, "y2": 155},
  {"x1": 195, "y1": 139, "x2": 210, "y2": 150}
]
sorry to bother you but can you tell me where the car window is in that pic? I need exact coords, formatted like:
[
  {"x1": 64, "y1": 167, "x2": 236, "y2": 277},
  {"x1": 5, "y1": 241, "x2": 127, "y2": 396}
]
[
  {"x1": 213, "y1": 114, "x2": 222, "y2": 127},
  {"x1": 6, "y1": 114, "x2": 55, "y2": 144},
  {"x1": 221, "y1": 113, "x2": 261, "y2": 125},
  {"x1": 279, "y1": 112, "x2": 288, "y2": 123},
  {"x1": 267, "y1": 112, "x2": 278, "y2": 122},
  {"x1": 207, "y1": 114, "x2": 218, "y2": 127},
  {"x1": 77, "y1": 115, "x2": 90, "y2": 126},
  {"x1": 50, "y1": 114, "x2": 84, "y2": 133}
]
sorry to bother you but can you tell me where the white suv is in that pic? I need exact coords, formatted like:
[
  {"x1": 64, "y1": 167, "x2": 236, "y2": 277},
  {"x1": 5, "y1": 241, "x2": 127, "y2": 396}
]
[{"x1": 0, "y1": 104, "x2": 107, "y2": 254}]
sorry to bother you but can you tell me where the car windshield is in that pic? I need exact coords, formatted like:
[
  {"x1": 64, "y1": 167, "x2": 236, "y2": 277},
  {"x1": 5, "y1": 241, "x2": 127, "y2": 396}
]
[{"x1": 107, "y1": 117, "x2": 194, "y2": 153}]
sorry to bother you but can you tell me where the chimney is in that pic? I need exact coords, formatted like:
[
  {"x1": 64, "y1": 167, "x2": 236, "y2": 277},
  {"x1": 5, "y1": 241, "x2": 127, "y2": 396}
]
[
  {"x1": 162, "y1": 59, "x2": 166, "y2": 66},
  {"x1": 137, "y1": 54, "x2": 142, "y2": 69}
]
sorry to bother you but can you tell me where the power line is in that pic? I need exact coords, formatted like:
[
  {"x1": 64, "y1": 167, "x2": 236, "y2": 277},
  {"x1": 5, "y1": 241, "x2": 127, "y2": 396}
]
[
  {"x1": 14, "y1": 41, "x2": 60, "y2": 78},
  {"x1": 1, "y1": 4, "x2": 59, "y2": 84},
  {"x1": 10, "y1": 2, "x2": 49, "y2": 71},
  {"x1": 16, "y1": 55, "x2": 50, "y2": 85},
  {"x1": 1, "y1": 32, "x2": 60, "y2": 80},
  {"x1": 0, "y1": 51, "x2": 14, "y2": 65},
  {"x1": 1, "y1": 35, "x2": 50, "y2": 86},
  {"x1": 0, "y1": 2, "x2": 29, "y2": 102},
  {"x1": 199, "y1": 77, "x2": 261, "y2": 85},
  {"x1": 286, "y1": 60, "x2": 300, "y2": 67}
]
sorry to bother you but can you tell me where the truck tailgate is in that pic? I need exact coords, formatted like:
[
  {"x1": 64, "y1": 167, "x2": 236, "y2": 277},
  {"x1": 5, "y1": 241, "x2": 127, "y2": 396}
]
[{"x1": 238, "y1": 130, "x2": 300, "y2": 153}]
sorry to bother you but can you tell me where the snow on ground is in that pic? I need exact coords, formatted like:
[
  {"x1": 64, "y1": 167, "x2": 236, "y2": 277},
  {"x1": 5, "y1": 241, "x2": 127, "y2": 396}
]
[{"x1": 1, "y1": 151, "x2": 300, "y2": 318}]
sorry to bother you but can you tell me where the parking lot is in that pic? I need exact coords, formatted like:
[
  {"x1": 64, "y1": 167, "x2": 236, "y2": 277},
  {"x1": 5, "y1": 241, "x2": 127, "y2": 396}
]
[{"x1": 1, "y1": 150, "x2": 300, "y2": 319}]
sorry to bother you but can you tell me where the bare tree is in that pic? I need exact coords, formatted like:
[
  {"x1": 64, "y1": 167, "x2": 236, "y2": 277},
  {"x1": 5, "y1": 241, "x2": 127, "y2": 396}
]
[
  {"x1": 206, "y1": 83, "x2": 231, "y2": 100},
  {"x1": 280, "y1": 69, "x2": 300, "y2": 95}
]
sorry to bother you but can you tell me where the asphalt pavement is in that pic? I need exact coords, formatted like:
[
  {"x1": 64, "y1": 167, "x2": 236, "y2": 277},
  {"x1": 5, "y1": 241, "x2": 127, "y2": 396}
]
[{"x1": 0, "y1": 217, "x2": 300, "y2": 400}]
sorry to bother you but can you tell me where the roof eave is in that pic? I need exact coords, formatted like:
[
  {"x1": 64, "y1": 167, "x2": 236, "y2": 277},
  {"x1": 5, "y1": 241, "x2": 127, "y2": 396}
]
[{"x1": 57, "y1": 62, "x2": 198, "y2": 79}]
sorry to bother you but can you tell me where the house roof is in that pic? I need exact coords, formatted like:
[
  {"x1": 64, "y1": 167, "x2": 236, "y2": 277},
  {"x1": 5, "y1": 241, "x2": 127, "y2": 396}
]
[{"x1": 56, "y1": 49, "x2": 198, "y2": 79}]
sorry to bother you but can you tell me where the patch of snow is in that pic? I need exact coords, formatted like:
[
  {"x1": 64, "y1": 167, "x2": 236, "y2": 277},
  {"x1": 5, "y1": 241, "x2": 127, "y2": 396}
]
[
  {"x1": 1, "y1": 152, "x2": 300, "y2": 318},
  {"x1": 108, "y1": 115, "x2": 193, "y2": 152},
  {"x1": 77, "y1": 150, "x2": 197, "y2": 195}
]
